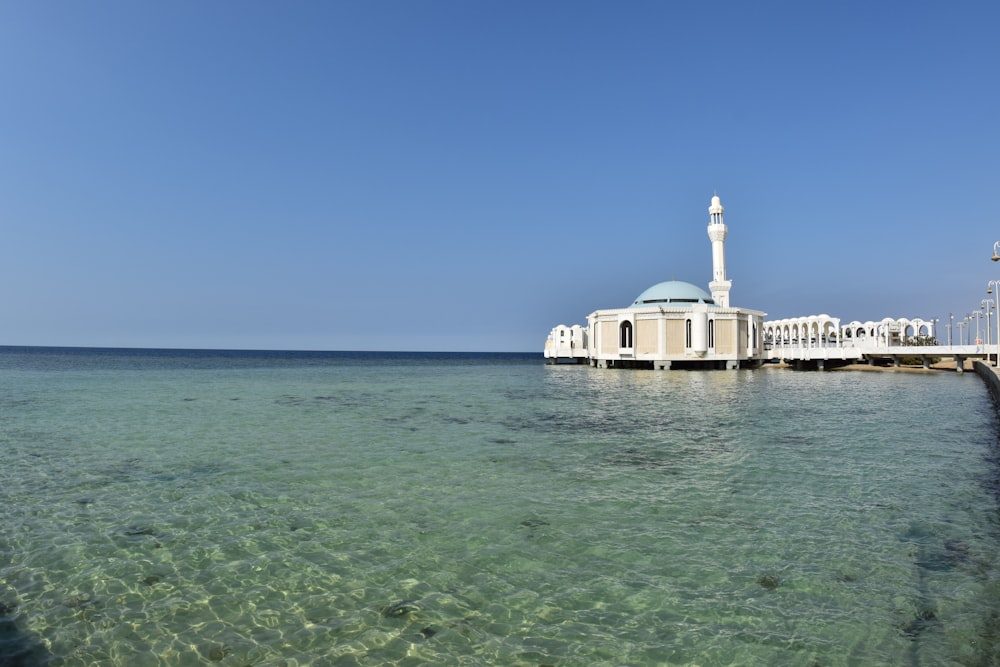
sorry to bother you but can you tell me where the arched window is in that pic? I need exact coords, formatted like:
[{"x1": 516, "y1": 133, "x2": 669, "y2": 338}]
[
  {"x1": 619, "y1": 321, "x2": 633, "y2": 348},
  {"x1": 685, "y1": 319, "x2": 692, "y2": 348},
  {"x1": 708, "y1": 320, "x2": 715, "y2": 348}
]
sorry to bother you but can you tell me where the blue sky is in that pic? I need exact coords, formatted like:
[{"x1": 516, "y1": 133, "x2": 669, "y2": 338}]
[{"x1": 1, "y1": 1, "x2": 997, "y2": 351}]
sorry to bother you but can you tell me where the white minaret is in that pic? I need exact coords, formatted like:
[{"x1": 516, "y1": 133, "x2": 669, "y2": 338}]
[{"x1": 707, "y1": 193, "x2": 732, "y2": 307}]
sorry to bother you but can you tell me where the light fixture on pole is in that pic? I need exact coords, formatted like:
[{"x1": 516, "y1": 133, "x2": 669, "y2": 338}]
[
  {"x1": 971, "y1": 310, "x2": 983, "y2": 348},
  {"x1": 982, "y1": 299, "x2": 994, "y2": 350},
  {"x1": 949, "y1": 312, "x2": 954, "y2": 347},
  {"x1": 993, "y1": 241, "x2": 1000, "y2": 262},
  {"x1": 988, "y1": 281, "x2": 1000, "y2": 366}
]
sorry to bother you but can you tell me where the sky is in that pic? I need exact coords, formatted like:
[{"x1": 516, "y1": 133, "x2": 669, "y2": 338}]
[{"x1": 1, "y1": 1, "x2": 998, "y2": 352}]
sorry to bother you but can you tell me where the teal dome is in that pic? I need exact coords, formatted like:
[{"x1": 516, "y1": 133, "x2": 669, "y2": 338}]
[{"x1": 629, "y1": 281, "x2": 716, "y2": 308}]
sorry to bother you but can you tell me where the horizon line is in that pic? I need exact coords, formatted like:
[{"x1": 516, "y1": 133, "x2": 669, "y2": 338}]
[{"x1": 0, "y1": 344, "x2": 541, "y2": 355}]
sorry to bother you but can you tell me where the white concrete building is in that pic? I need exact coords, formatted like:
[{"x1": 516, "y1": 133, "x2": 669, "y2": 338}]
[
  {"x1": 543, "y1": 324, "x2": 588, "y2": 363},
  {"x1": 544, "y1": 195, "x2": 768, "y2": 370}
]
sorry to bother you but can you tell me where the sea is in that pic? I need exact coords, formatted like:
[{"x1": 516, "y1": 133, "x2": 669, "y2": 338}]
[{"x1": 1, "y1": 346, "x2": 999, "y2": 667}]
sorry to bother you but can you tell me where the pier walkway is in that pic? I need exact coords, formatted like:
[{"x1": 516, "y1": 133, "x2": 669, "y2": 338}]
[{"x1": 766, "y1": 343, "x2": 991, "y2": 372}]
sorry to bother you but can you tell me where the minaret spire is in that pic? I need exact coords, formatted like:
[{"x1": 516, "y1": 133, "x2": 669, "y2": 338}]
[{"x1": 707, "y1": 194, "x2": 732, "y2": 307}]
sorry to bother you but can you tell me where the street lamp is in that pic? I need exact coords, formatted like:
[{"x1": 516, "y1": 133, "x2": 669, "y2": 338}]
[
  {"x1": 957, "y1": 318, "x2": 967, "y2": 346},
  {"x1": 970, "y1": 310, "x2": 983, "y2": 349},
  {"x1": 982, "y1": 300, "x2": 994, "y2": 349},
  {"x1": 993, "y1": 241, "x2": 1000, "y2": 262},
  {"x1": 988, "y1": 282, "x2": 1000, "y2": 366},
  {"x1": 948, "y1": 312, "x2": 954, "y2": 347}
]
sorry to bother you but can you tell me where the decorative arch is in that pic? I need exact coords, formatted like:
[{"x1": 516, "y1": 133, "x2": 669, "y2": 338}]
[
  {"x1": 762, "y1": 315, "x2": 842, "y2": 348},
  {"x1": 619, "y1": 320, "x2": 633, "y2": 348}
]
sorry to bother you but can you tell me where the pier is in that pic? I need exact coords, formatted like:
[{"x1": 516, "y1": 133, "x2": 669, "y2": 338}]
[
  {"x1": 763, "y1": 342, "x2": 989, "y2": 372},
  {"x1": 761, "y1": 315, "x2": 986, "y2": 371},
  {"x1": 546, "y1": 339, "x2": 991, "y2": 372}
]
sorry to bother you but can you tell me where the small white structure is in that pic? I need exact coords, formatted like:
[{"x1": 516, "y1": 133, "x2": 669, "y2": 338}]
[
  {"x1": 543, "y1": 324, "x2": 588, "y2": 363},
  {"x1": 545, "y1": 194, "x2": 767, "y2": 370}
]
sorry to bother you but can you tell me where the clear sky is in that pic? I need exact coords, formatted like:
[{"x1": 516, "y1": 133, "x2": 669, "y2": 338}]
[{"x1": 2, "y1": 1, "x2": 997, "y2": 351}]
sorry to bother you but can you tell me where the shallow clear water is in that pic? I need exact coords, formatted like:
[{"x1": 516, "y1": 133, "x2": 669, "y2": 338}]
[{"x1": 2, "y1": 347, "x2": 999, "y2": 666}]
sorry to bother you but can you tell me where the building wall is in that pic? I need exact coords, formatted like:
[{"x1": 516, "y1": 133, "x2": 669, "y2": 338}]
[
  {"x1": 666, "y1": 319, "x2": 685, "y2": 354},
  {"x1": 600, "y1": 320, "x2": 618, "y2": 355},
  {"x1": 637, "y1": 319, "x2": 658, "y2": 354},
  {"x1": 585, "y1": 307, "x2": 767, "y2": 365},
  {"x1": 716, "y1": 319, "x2": 736, "y2": 355}
]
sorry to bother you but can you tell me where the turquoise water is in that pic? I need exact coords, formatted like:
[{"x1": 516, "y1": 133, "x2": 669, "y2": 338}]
[{"x1": 1, "y1": 347, "x2": 999, "y2": 666}]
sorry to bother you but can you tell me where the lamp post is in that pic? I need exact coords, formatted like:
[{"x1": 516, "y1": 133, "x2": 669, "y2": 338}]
[
  {"x1": 988, "y1": 281, "x2": 1000, "y2": 366},
  {"x1": 982, "y1": 299, "x2": 994, "y2": 353},
  {"x1": 957, "y1": 319, "x2": 966, "y2": 346},
  {"x1": 992, "y1": 241, "x2": 1000, "y2": 262},
  {"x1": 948, "y1": 312, "x2": 954, "y2": 347},
  {"x1": 971, "y1": 310, "x2": 983, "y2": 350}
]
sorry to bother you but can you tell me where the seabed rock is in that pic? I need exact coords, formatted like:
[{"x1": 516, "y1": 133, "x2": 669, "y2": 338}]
[
  {"x1": 756, "y1": 574, "x2": 781, "y2": 590},
  {"x1": 382, "y1": 600, "x2": 421, "y2": 617},
  {"x1": 900, "y1": 609, "x2": 938, "y2": 637},
  {"x1": 203, "y1": 642, "x2": 230, "y2": 661},
  {"x1": 62, "y1": 593, "x2": 92, "y2": 609}
]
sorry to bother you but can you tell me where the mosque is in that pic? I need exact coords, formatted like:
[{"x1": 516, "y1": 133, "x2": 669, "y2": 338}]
[{"x1": 544, "y1": 195, "x2": 768, "y2": 369}]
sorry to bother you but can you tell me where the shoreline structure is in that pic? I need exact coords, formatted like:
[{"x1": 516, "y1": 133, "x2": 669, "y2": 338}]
[
  {"x1": 973, "y1": 361, "x2": 1000, "y2": 405},
  {"x1": 543, "y1": 194, "x2": 971, "y2": 371}
]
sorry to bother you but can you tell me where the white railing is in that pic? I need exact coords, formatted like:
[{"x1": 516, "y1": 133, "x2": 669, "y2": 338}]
[{"x1": 763, "y1": 341, "x2": 992, "y2": 361}]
